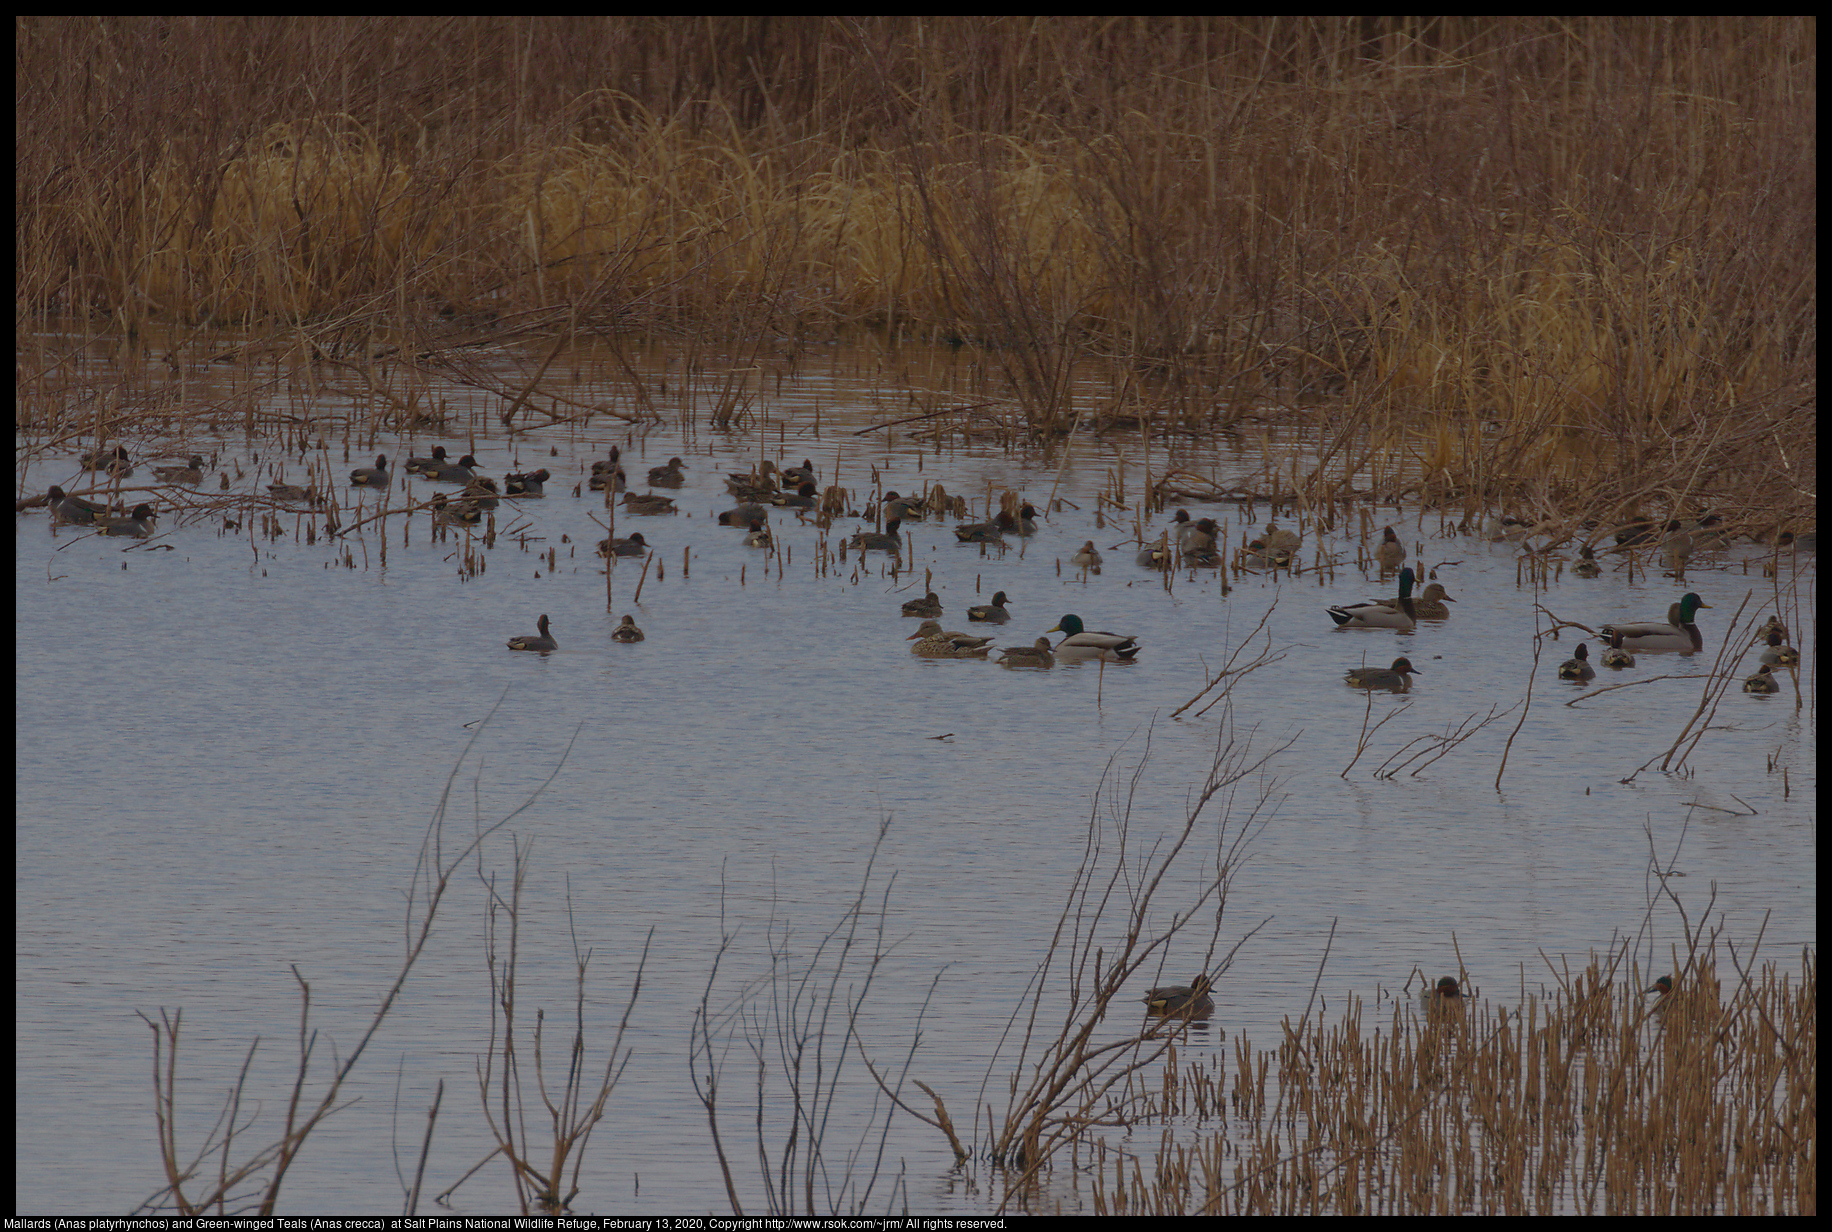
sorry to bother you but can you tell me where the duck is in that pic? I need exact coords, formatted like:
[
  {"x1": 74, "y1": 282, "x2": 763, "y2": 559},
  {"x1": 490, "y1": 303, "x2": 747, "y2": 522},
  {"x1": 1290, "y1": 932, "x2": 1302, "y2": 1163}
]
[
  {"x1": 587, "y1": 466, "x2": 628, "y2": 492},
  {"x1": 1557, "y1": 642, "x2": 1596, "y2": 681},
  {"x1": 81, "y1": 444, "x2": 134, "y2": 476},
  {"x1": 723, "y1": 458, "x2": 778, "y2": 490},
  {"x1": 901, "y1": 591, "x2": 943, "y2": 618},
  {"x1": 1600, "y1": 630, "x2": 1636, "y2": 668},
  {"x1": 1599, "y1": 593, "x2": 1711, "y2": 654},
  {"x1": 1237, "y1": 538, "x2": 1291, "y2": 568},
  {"x1": 955, "y1": 512, "x2": 1016, "y2": 543},
  {"x1": 621, "y1": 492, "x2": 676, "y2": 515},
  {"x1": 1071, "y1": 541, "x2": 1103, "y2": 573},
  {"x1": 996, "y1": 637, "x2": 1056, "y2": 669},
  {"x1": 458, "y1": 477, "x2": 500, "y2": 511},
  {"x1": 590, "y1": 447, "x2": 622, "y2": 475},
  {"x1": 598, "y1": 532, "x2": 649, "y2": 557},
  {"x1": 1643, "y1": 975, "x2": 1674, "y2": 1017},
  {"x1": 1046, "y1": 614, "x2": 1141, "y2": 661},
  {"x1": 967, "y1": 591, "x2": 1012, "y2": 623},
  {"x1": 717, "y1": 502, "x2": 770, "y2": 527},
  {"x1": 742, "y1": 519, "x2": 772, "y2": 548},
  {"x1": 1659, "y1": 520, "x2": 1694, "y2": 572},
  {"x1": 349, "y1": 454, "x2": 390, "y2": 487},
  {"x1": 1136, "y1": 537, "x2": 1172, "y2": 570},
  {"x1": 1742, "y1": 664, "x2": 1781, "y2": 694},
  {"x1": 1613, "y1": 515, "x2": 1657, "y2": 546},
  {"x1": 1014, "y1": 503, "x2": 1039, "y2": 536},
  {"x1": 507, "y1": 614, "x2": 557, "y2": 653},
  {"x1": 1141, "y1": 974, "x2": 1214, "y2": 1020},
  {"x1": 1758, "y1": 631, "x2": 1799, "y2": 667},
  {"x1": 1344, "y1": 657, "x2": 1420, "y2": 693},
  {"x1": 771, "y1": 482, "x2": 820, "y2": 510},
  {"x1": 779, "y1": 458, "x2": 816, "y2": 487},
  {"x1": 422, "y1": 453, "x2": 480, "y2": 483},
  {"x1": 1408, "y1": 581, "x2": 1456, "y2": 619},
  {"x1": 430, "y1": 492, "x2": 482, "y2": 526},
  {"x1": 1328, "y1": 567, "x2": 1417, "y2": 630},
  {"x1": 153, "y1": 455, "x2": 206, "y2": 483},
  {"x1": 403, "y1": 445, "x2": 450, "y2": 475},
  {"x1": 504, "y1": 468, "x2": 550, "y2": 497},
  {"x1": 1420, "y1": 976, "x2": 1464, "y2": 1011},
  {"x1": 1263, "y1": 521, "x2": 1302, "y2": 554},
  {"x1": 647, "y1": 456, "x2": 686, "y2": 487},
  {"x1": 266, "y1": 482, "x2": 320, "y2": 504},
  {"x1": 906, "y1": 621, "x2": 994, "y2": 658},
  {"x1": 1571, "y1": 545, "x2": 1602, "y2": 577},
  {"x1": 1756, "y1": 614, "x2": 1791, "y2": 643},
  {"x1": 1183, "y1": 519, "x2": 1223, "y2": 566},
  {"x1": 610, "y1": 614, "x2": 645, "y2": 643},
  {"x1": 877, "y1": 491, "x2": 924, "y2": 522},
  {"x1": 95, "y1": 503, "x2": 158, "y2": 537},
  {"x1": 851, "y1": 519, "x2": 903, "y2": 554},
  {"x1": 44, "y1": 485, "x2": 109, "y2": 524},
  {"x1": 1168, "y1": 510, "x2": 1198, "y2": 551},
  {"x1": 1375, "y1": 526, "x2": 1406, "y2": 573}
]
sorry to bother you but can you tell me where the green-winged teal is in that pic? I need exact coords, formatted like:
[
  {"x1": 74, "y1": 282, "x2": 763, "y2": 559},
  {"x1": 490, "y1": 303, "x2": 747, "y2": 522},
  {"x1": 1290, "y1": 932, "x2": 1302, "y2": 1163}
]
[
  {"x1": 1600, "y1": 593, "x2": 1711, "y2": 654},
  {"x1": 1328, "y1": 567, "x2": 1417, "y2": 630},
  {"x1": 44, "y1": 485, "x2": 109, "y2": 524},
  {"x1": 882, "y1": 491, "x2": 927, "y2": 521},
  {"x1": 1046, "y1": 614, "x2": 1141, "y2": 661},
  {"x1": 430, "y1": 493, "x2": 481, "y2": 526},
  {"x1": 504, "y1": 468, "x2": 549, "y2": 497},
  {"x1": 1264, "y1": 521, "x2": 1302, "y2": 553},
  {"x1": 1759, "y1": 630, "x2": 1799, "y2": 667},
  {"x1": 507, "y1": 614, "x2": 557, "y2": 653},
  {"x1": 1142, "y1": 974, "x2": 1214, "y2": 1020},
  {"x1": 742, "y1": 519, "x2": 772, "y2": 547},
  {"x1": 1344, "y1": 657, "x2": 1419, "y2": 693},
  {"x1": 967, "y1": 591, "x2": 1012, "y2": 623},
  {"x1": 1571, "y1": 544, "x2": 1602, "y2": 577},
  {"x1": 901, "y1": 591, "x2": 943, "y2": 618},
  {"x1": 955, "y1": 511, "x2": 1016, "y2": 543},
  {"x1": 1375, "y1": 526, "x2": 1406, "y2": 573},
  {"x1": 590, "y1": 447, "x2": 622, "y2": 475},
  {"x1": 647, "y1": 456, "x2": 686, "y2": 487},
  {"x1": 610, "y1": 614, "x2": 645, "y2": 643},
  {"x1": 1558, "y1": 642, "x2": 1596, "y2": 681},
  {"x1": 718, "y1": 502, "x2": 769, "y2": 526},
  {"x1": 350, "y1": 454, "x2": 391, "y2": 487},
  {"x1": 82, "y1": 445, "x2": 134, "y2": 476},
  {"x1": 1071, "y1": 541, "x2": 1103, "y2": 573},
  {"x1": 153, "y1": 455, "x2": 206, "y2": 483},
  {"x1": 588, "y1": 466, "x2": 627, "y2": 492},
  {"x1": 621, "y1": 492, "x2": 677, "y2": 515},
  {"x1": 780, "y1": 458, "x2": 816, "y2": 487},
  {"x1": 598, "y1": 532, "x2": 648, "y2": 557},
  {"x1": 1600, "y1": 630, "x2": 1635, "y2": 668},
  {"x1": 95, "y1": 503, "x2": 157, "y2": 537},
  {"x1": 851, "y1": 518, "x2": 903, "y2": 553},
  {"x1": 1420, "y1": 976, "x2": 1464, "y2": 1011},
  {"x1": 1743, "y1": 664, "x2": 1781, "y2": 694},
  {"x1": 771, "y1": 481, "x2": 819, "y2": 509},
  {"x1": 403, "y1": 445, "x2": 450, "y2": 475},
  {"x1": 996, "y1": 637, "x2": 1056, "y2": 668},
  {"x1": 421, "y1": 453, "x2": 479, "y2": 483}
]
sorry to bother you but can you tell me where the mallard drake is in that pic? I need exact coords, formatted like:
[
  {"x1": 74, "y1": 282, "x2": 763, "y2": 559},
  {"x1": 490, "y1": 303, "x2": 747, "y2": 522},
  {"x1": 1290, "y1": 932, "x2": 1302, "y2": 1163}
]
[
  {"x1": 621, "y1": 492, "x2": 676, "y2": 515},
  {"x1": 901, "y1": 591, "x2": 943, "y2": 618},
  {"x1": 647, "y1": 456, "x2": 686, "y2": 487},
  {"x1": 95, "y1": 503, "x2": 158, "y2": 537},
  {"x1": 997, "y1": 637, "x2": 1056, "y2": 668},
  {"x1": 430, "y1": 493, "x2": 482, "y2": 526},
  {"x1": 587, "y1": 466, "x2": 628, "y2": 492},
  {"x1": 1046, "y1": 614, "x2": 1141, "y2": 661},
  {"x1": 906, "y1": 620, "x2": 994, "y2": 658},
  {"x1": 81, "y1": 444, "x2": 134, "y2": 476},
  {"x1": 1758, "y1": 631, "x2": 1800, "y2": 667},
  {"x1": 955, "y1": 512, "x2": 1016, "y2": 543},
  {"x1": 610, "y1": 614, "x2": 645, "y2": 643},
  {"x1": 598, "y1": 531, "x2": 648, "y2": 557},
  {"x1": 717, "y1": 502, "x2": 769, "y2": 526},
  {"x1": 403, "y1": 445, "x2": 450, "y2": 475},
  {"x1": 1743, "y1": 664, "x2": 1781, "y2": 694},
  {"x1": 967, "y1": 591, "x2": 1012, "y2": 623},
  {"x1": 779, "y1": 458, "x2": 816, "y2": 487},
  {"x1": 1571, "y1": 545, "x2": 1602, "y2": 577},
  {"x1": 1408, "y1": 581, "x2": 1456, "y2": 619},
  {"x1": 1344, "y1": 657, "x2": 1420, "y2": 693},
  {"x1": 1142, "y1": 974, "x2": 1214, "y2": 1020},
  {"x1": 1558, "y1": 642, "x2": 1597, "y2": 681},
  {"x1": 882, "y1": 491, "x2": 927, "y2": 521},
  {"x1": 1600, "y1": 630, "x2": 1636, "y2": 668},
  {"x1": 504, "y1": 468, "x2": 549, "y2": 497},
  {"x1": 422, "y1": 453, "x2": 479, "y2": 483},
  {"x1": 1600, "y1": 593, "x2": 1711, "y2": 654},
  {"x1": 1071, "y1": 541, "x2": 1104, "y2": 573},
  {"x1": 851, "y1": 518, "x2": 903, "y2": 553},
  {"x1": 742, "y1": 519, "x2": 772, "y2": 547},
  {"x1": 44, "y1": 485, "x2": 109, "y2": 524},
  {"x1": 1420, "y1": 976, "x2": 1464, "y2": 1010},
  {"x1": 771, "y1": 481, "x2": 819, "y2": 509},
  {"x1": 153, "y1": 455, "x2": 206, "y2": 483},
  {"x1": 1263, "y1": 521, "x2": 1302, "y2": 553},
  {"x1": 507, "y1": 614, "x2": 557, "y2": 653},
  {"x1": 350, "y1": 454, "x2": 390, "y2": 487},
  {"x1": 1328, "y1": 567, "x2": 1417, "y2": 630},
  {"x1": 1375, "y1": 526, "x2": 1406, "y2": 573}
]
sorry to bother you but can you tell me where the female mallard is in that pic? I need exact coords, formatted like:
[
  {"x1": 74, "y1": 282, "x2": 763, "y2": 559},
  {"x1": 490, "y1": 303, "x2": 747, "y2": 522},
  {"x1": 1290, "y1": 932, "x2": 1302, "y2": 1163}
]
[
  {"x1": 44, "y1": 485, "x2": 109, "y2": 524},
  {"x1": 153, "y1": 455, "x2": 206, "y2": 484},
  {"x1": 1328, "y1": 568, "x2": 1417, "y2": 630},
  {"x1": 1571, "y1": 544, "x2": 1602, "y2": 577},
  {"x1": 1743, "y1": 664, "x2": 1781, "y2": 694},
  {"x1": 598, "y1": 531, "x2": 648, "y2": 557},
  {"x1": 1600, "y1": 630, "x2": 1636, "y2": 668},
  {"x1": 1142, "y1": 974, "x2": 1214, "y2": 1020},
  {"x1": 647, "y1": 456, "x2": 686, "y2": 487},
  {"x1": 996, "y1": 637, "x2": 1056, "y2": 669},
  {"x1": 1420, "y1": 976, "x2": 1464, "y2": 1011},
  {"x1": 504, "y1": 468, "x2": 550, "y2": 497},
  {"x1": 404, "y1": 445, "x2": 450, "y2": 475},
  {"x1": 1758, "y1": 631, "x2": 1799, "y2": 667},
  {"x1": 742, "y1": 519, "x2": 772, "y2": 548},
  {"x1": 621, "y1": 492, "x2": 676, "y2": 515},
  {"x1": 901, "y1": 591, "x2": 943, "y2": 618},
  {"x1": 1375, "y1": 526, "x2": 1406, "y2": 573},
  {"x1": 1071, "y1": 541, "x2": 1104, "y2": 573},
  {"x1": 95, "y1": 503, "x2": 158, "y2": 537},
  {"x1": 610, "y1": 614, "x2": 645, "y2": 643},
  {"x1": 1344, "y1": 657, "x2": 1420, "y2": 693},
  {"x1": 1557, "y1": 642, "x2": 1596, "y2": 681},
  {"x1": 906, "y1": 621, "x2": 994, "y2": 658},
  {"x1": 1600, "y1": 593, "x2": 1711, "y2": 654},
  {"x1": 350, "y1": 454, "x2": 390, "y2": 487},
  {"x1": 967, "y1": 591, "x2": 1012, "y2": 623},
  {"x1": 1408, "y1": 581, "x2": 1456, "y2": 619},
  {"x1": 851, "y1": 518, "x2": 904, "y2": 554},
  {"x1": 507, "y1": 614, "x2": 557, "y2": 653},
  {"x1": 1046, "y1": 614, "x2": 1141, "y2": 661}
]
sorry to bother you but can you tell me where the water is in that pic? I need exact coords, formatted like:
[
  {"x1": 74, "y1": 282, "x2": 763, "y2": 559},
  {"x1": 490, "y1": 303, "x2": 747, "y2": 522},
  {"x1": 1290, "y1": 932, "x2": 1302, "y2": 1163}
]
[{"x1": 15, "y1": 350, "x2": 1816, "y2": 1214}]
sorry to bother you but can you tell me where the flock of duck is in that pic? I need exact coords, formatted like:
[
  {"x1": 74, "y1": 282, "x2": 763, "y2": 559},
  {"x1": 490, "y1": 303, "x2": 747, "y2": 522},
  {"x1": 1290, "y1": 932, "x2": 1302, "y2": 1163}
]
[{"x1": 35, "y1": 447, "x2": 1802, "y2": 698}]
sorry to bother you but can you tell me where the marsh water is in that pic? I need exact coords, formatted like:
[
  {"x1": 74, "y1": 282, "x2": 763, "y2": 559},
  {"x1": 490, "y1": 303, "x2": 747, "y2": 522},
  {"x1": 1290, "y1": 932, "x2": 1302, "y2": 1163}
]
[{"x1": 15, "y1": 342, "x2": 1816, "y2": 1214}]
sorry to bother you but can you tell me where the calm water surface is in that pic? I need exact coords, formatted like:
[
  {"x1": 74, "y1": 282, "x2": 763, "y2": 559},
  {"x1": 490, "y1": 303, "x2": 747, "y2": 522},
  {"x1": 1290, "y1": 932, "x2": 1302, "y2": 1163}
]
[{"x1": 15, "y1": 356, "x2": 1817, "y2": 1213}]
